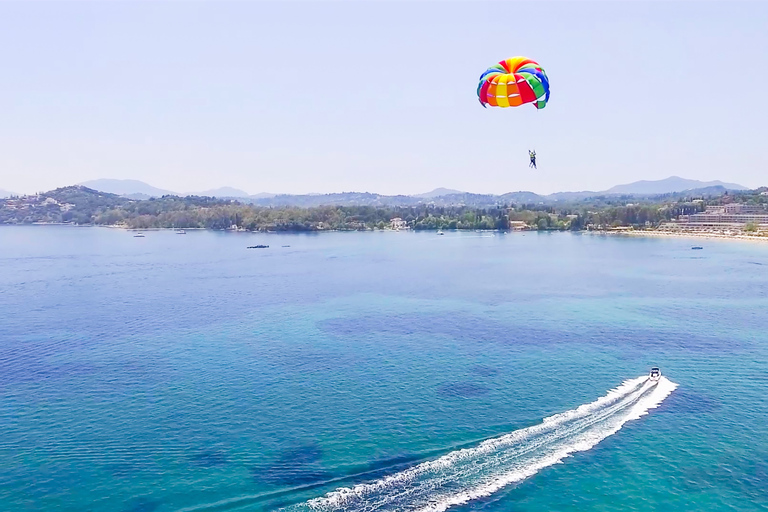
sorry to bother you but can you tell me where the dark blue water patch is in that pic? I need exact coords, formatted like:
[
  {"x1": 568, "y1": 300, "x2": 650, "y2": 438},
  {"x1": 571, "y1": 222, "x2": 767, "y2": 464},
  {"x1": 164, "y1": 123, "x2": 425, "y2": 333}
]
[
  {"x1": 97, "y1": 359, "x2": 171, "y2": 390},
  {"x1": 251, "y1": 443, "x2": 332, "y2": 486},
  {"x1": 318, "y1": 313, "x2": 516, "y2": 346},
  {"x1": 683, "y1": 452, "x2": 768, "y2": 500},
  {"x1": 586, "y1": 327, "x2": 747, "y2": 354},
  {"x1": 268, "y1": 348, "x2": 360, "y2": 375},
  {"x1": 281, "y1": 444, "x2": 323, "y2": 465},
  {"x1": 319, "y1": 312, "x2": 746, "y2": 354},
  {"x1": 122, "y1": 497, "x2": 161, "y2": 512},
  {"x1": 471, "y1": 365, "x2": 500, "y2": 377},
  {"x1": 363, "y1": 452, "x2": 423, "y2": 478},
  {"x1": 253, "y1": 466, "x2": 333, "y2": 487},
  {"x1": 438, "y1": 382, "x2": 490, "y2": 398},
  {"x1": 735, "y1": 457, "x2": 768, "y2": 501},
  {"x1": 0, "y1": 336, "x2": 96, "y2": 385},
  {"x1": 0, "y1": 335, "x2": 169, "y2": 390},
  {"x1": 107, "y1": 459, "x2": 159, "y2": 478},
  {"x1": 190, "y1": 448, "x2": 229, "y2": 468},
  {"x1": 10, "y1": 464, "x2": 88, "y2": 506},
  {"x1": 655, "y1": 389, "x2": 721, "y2": 415}
]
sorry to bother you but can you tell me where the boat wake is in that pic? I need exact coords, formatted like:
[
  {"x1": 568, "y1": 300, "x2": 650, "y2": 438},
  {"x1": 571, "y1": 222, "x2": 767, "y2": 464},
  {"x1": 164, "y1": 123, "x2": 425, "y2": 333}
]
[{"x1": 297, "y1": 376, "x2": 677, "y2": 512}]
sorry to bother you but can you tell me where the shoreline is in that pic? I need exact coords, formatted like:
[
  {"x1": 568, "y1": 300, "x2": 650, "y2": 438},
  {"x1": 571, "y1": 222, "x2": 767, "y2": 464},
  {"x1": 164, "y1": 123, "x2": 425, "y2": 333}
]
[
  {"x1": 589, "y1": 230, "x2": 768, "y2": 244},
  {"x1": 7, "y1": 223, "x2": 768, "y2": 244}
]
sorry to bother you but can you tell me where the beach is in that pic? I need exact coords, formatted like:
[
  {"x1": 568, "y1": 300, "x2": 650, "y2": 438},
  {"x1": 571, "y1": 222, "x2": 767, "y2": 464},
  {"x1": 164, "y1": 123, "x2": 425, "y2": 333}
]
[{"x1": 590, "y1": 229, "x2": 768, "y2": 244}]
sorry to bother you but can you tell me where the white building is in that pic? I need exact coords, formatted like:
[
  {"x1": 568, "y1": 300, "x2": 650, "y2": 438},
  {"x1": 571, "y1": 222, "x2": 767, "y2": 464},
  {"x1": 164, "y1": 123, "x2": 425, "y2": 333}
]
[
  {"x1": 390, "y1": 217, "x2": 408, "y2": 230},
  {"x1": 663, "y1": 203, "x2": 768, "y2": 233}
]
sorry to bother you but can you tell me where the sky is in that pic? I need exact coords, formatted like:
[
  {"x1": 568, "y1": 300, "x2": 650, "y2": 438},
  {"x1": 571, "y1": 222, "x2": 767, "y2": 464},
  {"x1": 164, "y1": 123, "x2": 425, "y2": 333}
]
[{"x1": 0, "y1": 1, "x2": 766, "y2": 196}]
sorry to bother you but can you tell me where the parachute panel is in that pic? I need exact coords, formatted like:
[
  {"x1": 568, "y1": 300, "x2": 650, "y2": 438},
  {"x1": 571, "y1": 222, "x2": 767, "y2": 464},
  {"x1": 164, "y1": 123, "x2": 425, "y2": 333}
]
[{"x1": 477, "y1": 56, "x2": 549, "y2": 109}]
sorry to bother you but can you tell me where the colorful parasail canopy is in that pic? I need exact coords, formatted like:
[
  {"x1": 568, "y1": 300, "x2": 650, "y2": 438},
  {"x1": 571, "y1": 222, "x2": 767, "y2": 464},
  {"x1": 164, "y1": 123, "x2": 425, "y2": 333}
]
[{"x1": 477, "y1": 57, "x2": 550, "y2": 109}]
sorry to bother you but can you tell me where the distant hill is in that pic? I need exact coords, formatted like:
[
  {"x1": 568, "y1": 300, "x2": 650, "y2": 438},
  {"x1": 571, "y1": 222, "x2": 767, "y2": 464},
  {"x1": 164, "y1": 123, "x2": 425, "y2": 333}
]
[
  {"x1": 243, "y1": 190, "x2": 552, "y2": 208},
  {"x1": 78, "y1": 179, "x2": 277, "y2": 199},
  {"x1": 192, "y1": 187, "x2": 251, "y2": 198},
  {"x1": 662, "y1": 185, "x2": 730, "y2": 197},
  {"x1": 64, "y1": 175, "x2": 752, "y2": 207},
  {"x1": 606, "y1": 176, "x2": 747, "y2": 195},
  {"x1": 416, "y1": 188, "x2": 464, "y2": 198},
  {"x1": 247, "y1": 192, "x2": 421, "y2": 208},
  {"x1": 0, "y1": 189, "x2": 17, "y2": 198},
  {"x1": 122, "y1": 193, "x2": 153, "y2": 200},
  {"x1": 78, "y1": 179, "x2": 177, "y2": 197},
  {"x1": 546, "y1": 191, "x2": 600, "y2": 202}
]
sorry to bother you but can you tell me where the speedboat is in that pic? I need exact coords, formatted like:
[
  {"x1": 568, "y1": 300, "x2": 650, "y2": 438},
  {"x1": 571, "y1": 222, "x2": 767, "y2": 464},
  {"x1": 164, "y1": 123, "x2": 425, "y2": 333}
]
[{"x1": 649, "y1": 367, "x2": 661, "y2": 381}]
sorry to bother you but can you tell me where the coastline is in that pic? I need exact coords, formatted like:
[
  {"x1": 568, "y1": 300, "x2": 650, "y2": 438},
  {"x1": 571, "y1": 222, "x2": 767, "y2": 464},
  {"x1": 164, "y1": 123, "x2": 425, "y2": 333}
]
[
  {"x1": 7, "y1": 224, "x2": 768, "y2": 244},
  {"x1": 589, "y1": 230, "x2": 768, "y2": 244}
]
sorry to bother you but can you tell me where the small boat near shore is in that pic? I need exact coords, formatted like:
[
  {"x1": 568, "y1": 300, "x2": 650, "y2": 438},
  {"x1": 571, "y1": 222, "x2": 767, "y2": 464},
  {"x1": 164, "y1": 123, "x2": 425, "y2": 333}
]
[
  {"x1": 133, "y1": 232, "x2": 145, "y2": 238},
  {"x1": 176, "y1": 229, "x2": 186, "y2": 235}
]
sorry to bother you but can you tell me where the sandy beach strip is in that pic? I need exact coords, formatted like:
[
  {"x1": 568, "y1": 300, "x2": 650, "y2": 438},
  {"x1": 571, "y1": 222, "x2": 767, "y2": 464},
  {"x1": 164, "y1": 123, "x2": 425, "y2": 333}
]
[{"x1": 588, "y1": 230, "x2": 768, "y2": 244}]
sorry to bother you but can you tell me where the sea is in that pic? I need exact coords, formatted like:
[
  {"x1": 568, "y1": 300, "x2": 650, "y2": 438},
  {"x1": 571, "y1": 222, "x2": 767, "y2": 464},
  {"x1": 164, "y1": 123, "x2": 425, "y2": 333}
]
[{"x1": 1, "y1": 226, "x2": 767, "y2": 512}]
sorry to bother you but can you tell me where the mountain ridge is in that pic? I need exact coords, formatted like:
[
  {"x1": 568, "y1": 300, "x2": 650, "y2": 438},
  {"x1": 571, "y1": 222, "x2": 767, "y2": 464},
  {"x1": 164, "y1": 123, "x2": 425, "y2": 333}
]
[
  {"x1": 415, "y1": 188, "x2": 464, "y2": 198},
  {"x1": 77, "y1": 179, "x2": 177, "y2": 197},
  {"x1": 606, "y1": 176, "x2": 748, "y2": 195},
  {"x1": 69, "y1": 176, "x2": 752, "y2": 205},
  {"x1": 190, "y1": 187, "x2": 251, "y2": 198}
]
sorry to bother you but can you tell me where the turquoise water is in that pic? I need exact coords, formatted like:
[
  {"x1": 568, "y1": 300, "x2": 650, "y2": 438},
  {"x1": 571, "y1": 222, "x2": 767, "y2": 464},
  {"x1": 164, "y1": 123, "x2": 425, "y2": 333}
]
[{"x1": 1, "y1": 227, "x2": 766, "y2": 511}]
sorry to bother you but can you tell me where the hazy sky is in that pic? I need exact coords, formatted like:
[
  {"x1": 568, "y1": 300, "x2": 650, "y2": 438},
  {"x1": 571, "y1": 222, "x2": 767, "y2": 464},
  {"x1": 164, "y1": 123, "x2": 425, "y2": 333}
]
[{"x1": 1, "y1": 1, "x2": 766, "y2": 195}]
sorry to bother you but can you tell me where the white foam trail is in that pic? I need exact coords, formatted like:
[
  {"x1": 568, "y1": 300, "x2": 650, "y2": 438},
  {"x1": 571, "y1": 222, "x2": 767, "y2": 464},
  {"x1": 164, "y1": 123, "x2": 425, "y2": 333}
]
[{"x1": 300, "y1": 376, "x2": 677, "y2": 512}]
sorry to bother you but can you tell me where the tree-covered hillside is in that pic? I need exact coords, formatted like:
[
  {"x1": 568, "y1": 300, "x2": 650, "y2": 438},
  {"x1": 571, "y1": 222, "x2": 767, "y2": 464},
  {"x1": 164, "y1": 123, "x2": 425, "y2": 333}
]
[{"x1": 1, "y1": 185, "x2": 765, "y2": 232}]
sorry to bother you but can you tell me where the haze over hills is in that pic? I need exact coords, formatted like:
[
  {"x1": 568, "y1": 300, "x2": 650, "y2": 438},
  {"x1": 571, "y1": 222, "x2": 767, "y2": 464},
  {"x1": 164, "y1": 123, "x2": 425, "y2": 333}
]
[
  {"x1": 77, "y1": 180, "x2": 273, "y2": 199},
  {"x1": 606, "y1": 176, "x2": 749, "y2": 195},
  {"x1": 77, "y1": 179, "x2": 176, "y2": 198},
  {"x1": 416, "y1": 188, "x2": 464, "y2": 198},
  {"x1": 0, "y1": 189, "x2": 17, "y2": 199},
  {"x1": 193, "y1": 187, "x2": 251, "y2": 198},
  {"x1": 66, "y1": 176, "x2": 753, "y2": 206}
]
